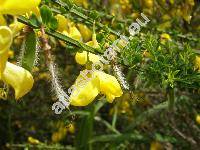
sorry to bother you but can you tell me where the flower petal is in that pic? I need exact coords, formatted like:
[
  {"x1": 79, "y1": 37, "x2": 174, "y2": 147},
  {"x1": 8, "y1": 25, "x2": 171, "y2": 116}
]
[
  {"x1": 195, "y1": 56, "x2": 200, "y2": 71},
  {"x1": 56, "y1": 14, "x2": 70, "y2": 32},
  {"x1": 77, "y1": 23, "x2": 92, "y2": 42},
  {"x1": 68, "y1": 26, "x2": 82, "y2": 41},
  {"x1": 75, "y1": 51, "x2": 100, "y2": 65},
  {"x1": 70, "y1": 70, "x2": 100, "y2": 106},
  {"x1": 0, "y1": 26, "x2": 13, "y2": 78},
  {"x1": 2, "y1": 62, "x2": 34, "y2": 99},
  {"x1": 0, "y1": 0, "x2": 41, "y2": 15},
  {"x1": 94, "y1": 71, "x2": 123, "y2": 101},
  {"x1": 75, "y1": 33, "x2": 100, "y2": 65}
]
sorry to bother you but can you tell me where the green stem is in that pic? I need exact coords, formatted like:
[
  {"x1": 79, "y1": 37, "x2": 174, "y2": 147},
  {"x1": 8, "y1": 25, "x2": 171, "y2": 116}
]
[
  {"x1": 17, "y1": 16, "x2": 103, "y2": 54},
  {"x1": 125, "y1": 97, "x2": 180, "y2": 131},
  {"x1": 167, "y1": 87, "x2": 175, "y2": 111}
]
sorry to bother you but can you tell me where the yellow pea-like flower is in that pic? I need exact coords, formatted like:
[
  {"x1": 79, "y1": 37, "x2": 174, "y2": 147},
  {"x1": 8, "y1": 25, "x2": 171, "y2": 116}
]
[
  {"x1": 56, "y1": 15, "x2": 81, "y2": 41},
  {"x1": 75, "y1": 33, "x2": 100, "y2": 65},
  {"x1": 0, "y1": 26, "x2": 12, "y2": 78},
  {"x1": 160, "y1": 33, "x2": 171, "y2": 44},
  {"x1": 94, "y1": 71, "x2": 123, "y2": 103},
  {"x1": 70, "y1": 70, "x2": 100, "y2": 106},
  {"x1": 68, "y1": 26, "x2": 82, "y2": 41},
  {"x1": 195, "y1": 56, "x2": 200, "y2": 71},
  {"x1": 56, "y1": 14, "x2": 70, "y2": 32},
  {"x1": 0, "y1": 26, "x2": 34, "y2": 99},
  {"x1": 196, "y1": 115, "x2": 200, "y2": 125},
  {"x1": 69, "y1": 70, "x2": 123, "y2": 106},
  {"x1": 77, "y1": 23, "x2": 92, "y2": 42},
  {"x1": 0, "y1": 0, "x2": 41, "y2": 15},
  {"x1": 60, "y1": 26, "x2": 82, "y2": 47},
  {"x1": 160, "y1": 33, "x2": 171, "y2": 41},
  {"x1": 2, "y1": 62, "x2": 34, "y2": 100},
  {"x1": 75, "y1": 51, "x2": 100, "y2": 65}
]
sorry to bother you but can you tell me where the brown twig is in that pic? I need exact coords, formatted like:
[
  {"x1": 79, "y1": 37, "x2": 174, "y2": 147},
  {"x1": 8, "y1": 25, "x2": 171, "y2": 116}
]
[
  {"x1": 40, "y1": 26, "x2": 53, "y2": 64},
  {"x1": 169, "y1": 123, "x2": 197, "y2": 145}
]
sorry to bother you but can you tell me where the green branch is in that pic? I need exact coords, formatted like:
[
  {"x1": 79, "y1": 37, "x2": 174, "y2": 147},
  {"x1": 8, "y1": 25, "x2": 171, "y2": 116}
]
[
  {"x1": 52, "y1": 0, "x2": 120, "y2": 36},
  {"x1": 17, "y1": 16, "x2": 103, "y2": 54}
]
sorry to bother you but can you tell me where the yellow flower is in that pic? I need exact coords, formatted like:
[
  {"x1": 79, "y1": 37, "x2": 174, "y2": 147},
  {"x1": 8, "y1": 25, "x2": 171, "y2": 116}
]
[
  {"x1": 68, "y1": 26, "x2": 82, "y2": 41},
  {"x1": 195, "y1": 56, "x2": 200, "y2": 71},
  {"x1": 0, "y1": 0, "x2": 41, "y2": 15},
  {"x1": 150, "y1": 141, "x2": 163, "y2": 150},
  {"x1": 60, "y1": 26, "x2": 82, "y2": 47},
  {"x1": 75, "y1": 33, "x2": 100, "y2": 65},
  {"x1": 61, "y1": 26, "x2": 81, "y2": 41},
  {"x1": 77, "y1": 23, "x2": 92, "y2": 42},
  {"x1": 56, "y1": 15, "x2": 82, "y2": 41},
  {"x1": 2, "y1": 62, "x2": 34, "y2": 99},
  {"x1": 70, "y1": 70, "x2": 100, "y2": 106},
  {"x1": 73, "y1": 0, "x2": 88, "y2": 9},
  {"x1": 69, "y1": 70, "x2": 123, "y2": 106},
  {"x1": 0, "y1": 26, "x2": 34, "y2": 99},
  {"x1": 160, "y1": 33, "x2": 171, "y2": 44},
  {"x1": 160, "y1": 33, "x2": 171, "y2": 40},
  {"x1": 55, "y1": 14, "x2": 70, "y2": 32},
  {"x1": 75, "y1": 51, "x2": 100, "y2": 65},
  {"x1": 94, "y1": 71, "x2": 123, "y2": 103},
  {"x1": 0, "y1": 26, "x2": 12, "y2": 77},
  {"x1": 196, "y1": 115, "x2": 200, "y2": 125},
  {"x1": 28, "y1": 136, "x2": 40, "y2": 144}
]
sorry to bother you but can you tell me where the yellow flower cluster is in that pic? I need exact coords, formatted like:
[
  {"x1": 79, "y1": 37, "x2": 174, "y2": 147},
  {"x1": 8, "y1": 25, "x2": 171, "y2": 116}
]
[
  {"x1": 0, "y1": 0, "x2": 41, "y2": 99},
  {"x1": 72, "y1": 41, "x2": 122, "y2": 106},
  {"x1": 56, "y1": 14, "x2": 94, "y2": 42},
  {"x1": 75, "y1": 33, "x2": 100, "y2": 65},
  {"x1": 0, "y1": 26, "x2": 34, "y2": 99},
  {"x1": 55, "y1": 14, "x2": 123, "y2": 106},
  {"x1": 69, "y1": 70, "x2": 123, "y2": 106}
]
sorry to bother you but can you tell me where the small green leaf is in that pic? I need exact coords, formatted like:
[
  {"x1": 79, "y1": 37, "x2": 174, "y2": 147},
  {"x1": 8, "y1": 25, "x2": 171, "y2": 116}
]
[
  {"x1": 29, "y1": 14, "x2": 41, "y2": 27},
  {"x1": 22, "y1": 30, "x2": 37, "y2": 71},
  {"x1": 40, "y1": 5, "x2": 53, "y2": 25},
  {"x1": 49, "y1": 17, "x2": 58, "y2": 30}
]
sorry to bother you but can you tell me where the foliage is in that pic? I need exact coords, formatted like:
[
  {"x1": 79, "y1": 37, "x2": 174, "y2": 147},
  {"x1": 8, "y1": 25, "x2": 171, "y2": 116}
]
[{"x1": 0, "y1": 0, "x2": 200, "y2": 149}]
